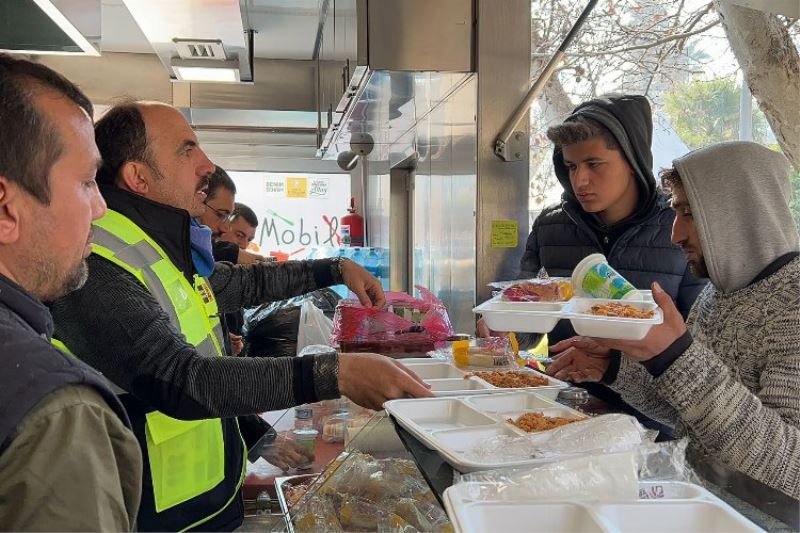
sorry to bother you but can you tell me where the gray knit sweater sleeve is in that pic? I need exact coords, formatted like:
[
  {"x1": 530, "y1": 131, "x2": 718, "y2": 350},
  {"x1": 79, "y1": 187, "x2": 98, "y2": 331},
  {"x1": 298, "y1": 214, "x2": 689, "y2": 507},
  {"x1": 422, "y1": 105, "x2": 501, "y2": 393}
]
[
  {"x1": 654, "y1": 338, "x2": 800, "y2": 498},
  {"x1": 50, "y1": 256, "x2": 340, "y2": 420},
  {"x1": 611, "y1": 260, "x2": 800, "y2": 498},
  {"x1": 608, "y1": 358, "x2": 681, "y2": 427}
]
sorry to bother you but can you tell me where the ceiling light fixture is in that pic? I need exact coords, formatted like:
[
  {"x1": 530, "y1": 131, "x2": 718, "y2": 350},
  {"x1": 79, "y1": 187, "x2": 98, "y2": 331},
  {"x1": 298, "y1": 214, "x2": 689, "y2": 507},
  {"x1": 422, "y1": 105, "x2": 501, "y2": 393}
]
[{"x1": 171, "y1": 58, "x2": 241, "y2": 83}]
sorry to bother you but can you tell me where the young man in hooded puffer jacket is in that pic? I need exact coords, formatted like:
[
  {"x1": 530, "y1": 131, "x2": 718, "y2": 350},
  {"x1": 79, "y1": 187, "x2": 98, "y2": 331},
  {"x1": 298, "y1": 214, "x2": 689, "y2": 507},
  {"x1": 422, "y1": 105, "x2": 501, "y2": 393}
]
[{"x1": 481, "y1": 95, "x2": 707, "y2": 432}]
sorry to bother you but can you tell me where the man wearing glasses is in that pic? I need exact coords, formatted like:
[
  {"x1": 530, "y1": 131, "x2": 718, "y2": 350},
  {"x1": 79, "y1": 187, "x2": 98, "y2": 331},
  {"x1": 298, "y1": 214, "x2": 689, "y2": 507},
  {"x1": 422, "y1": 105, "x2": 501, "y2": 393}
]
[{"x1": 197, "y1": 165, "x2": 266, "y2": 266}]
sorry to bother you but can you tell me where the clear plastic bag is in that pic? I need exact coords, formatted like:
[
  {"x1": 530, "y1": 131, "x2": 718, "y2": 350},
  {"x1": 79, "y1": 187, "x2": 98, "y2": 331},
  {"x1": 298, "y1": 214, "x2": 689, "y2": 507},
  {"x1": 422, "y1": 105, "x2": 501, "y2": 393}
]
[
  {"x1": 290, "y1": 451, "x2": 454, "y2": 532},
  {"x1": 455, "y1": 438, "x2": 699, "y2": 503},
  {"x1": 296, "y1": 300, "x2": 334, "y2": 355},
  {"x1": 464, "y1": 414, "x2": 656, "y2": 464},
  {"x1": 293, "y1": 495, "x2": 344, "y2": 532},
  {"x1": 459, "y1": 452, "x2": 640, "y2": 501},
  {"x1": 434, "y1": 336, "x2": 517, "y2": 369}
]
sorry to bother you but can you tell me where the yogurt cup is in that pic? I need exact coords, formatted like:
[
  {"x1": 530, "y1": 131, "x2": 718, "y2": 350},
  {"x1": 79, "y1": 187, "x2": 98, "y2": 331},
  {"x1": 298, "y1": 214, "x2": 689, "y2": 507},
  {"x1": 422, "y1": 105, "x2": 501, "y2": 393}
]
[{"x1": 572, "y1": 254, "x2": 641, "y2": 300}]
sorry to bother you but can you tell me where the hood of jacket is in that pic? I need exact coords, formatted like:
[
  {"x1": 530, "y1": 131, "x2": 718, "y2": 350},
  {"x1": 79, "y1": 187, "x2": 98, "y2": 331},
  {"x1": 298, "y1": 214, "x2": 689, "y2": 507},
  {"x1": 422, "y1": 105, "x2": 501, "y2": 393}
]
[
  {"x1": 673, "y1": 141, "x2": 798, "y2": 293},
  {"x1": 553, "y1": 94, "x2": 658, "y2": 232}
]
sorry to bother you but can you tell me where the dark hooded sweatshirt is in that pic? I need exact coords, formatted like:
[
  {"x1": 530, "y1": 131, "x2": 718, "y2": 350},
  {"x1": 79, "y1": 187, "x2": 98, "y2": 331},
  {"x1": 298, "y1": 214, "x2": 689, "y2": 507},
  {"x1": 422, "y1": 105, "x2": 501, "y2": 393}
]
[{"x1": 520, "y1": 94, "x2": 707, "y2": 344}]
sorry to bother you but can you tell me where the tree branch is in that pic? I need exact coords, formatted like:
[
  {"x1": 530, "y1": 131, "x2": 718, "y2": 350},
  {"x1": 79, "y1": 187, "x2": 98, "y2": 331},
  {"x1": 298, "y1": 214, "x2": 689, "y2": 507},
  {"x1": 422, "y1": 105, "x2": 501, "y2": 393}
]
[{"x1": 532, "y1": 17, "x2": 721, "y2": 59}]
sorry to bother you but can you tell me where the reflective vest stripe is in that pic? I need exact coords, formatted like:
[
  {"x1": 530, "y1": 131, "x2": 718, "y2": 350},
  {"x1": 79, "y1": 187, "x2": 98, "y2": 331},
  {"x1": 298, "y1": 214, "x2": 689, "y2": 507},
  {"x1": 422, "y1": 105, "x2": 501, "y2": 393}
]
[{"x1": 89, "y1": 209, "x2": 244, "y2": 520}]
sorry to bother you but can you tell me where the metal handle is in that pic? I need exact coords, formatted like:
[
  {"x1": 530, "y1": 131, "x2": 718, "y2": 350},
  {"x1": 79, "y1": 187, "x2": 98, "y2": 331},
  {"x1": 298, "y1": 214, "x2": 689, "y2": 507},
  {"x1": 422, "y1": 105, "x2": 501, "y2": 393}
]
[{"x1": 494, "y1": 0, "x2": 598, "y2": 162}]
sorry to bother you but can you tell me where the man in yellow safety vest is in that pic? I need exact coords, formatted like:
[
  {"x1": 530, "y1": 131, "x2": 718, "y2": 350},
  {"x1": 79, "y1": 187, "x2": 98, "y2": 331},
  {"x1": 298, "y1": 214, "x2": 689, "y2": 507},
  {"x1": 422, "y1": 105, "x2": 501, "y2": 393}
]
[{"x1": 50, "y1": 100, "x2": 432, "y2": 531}]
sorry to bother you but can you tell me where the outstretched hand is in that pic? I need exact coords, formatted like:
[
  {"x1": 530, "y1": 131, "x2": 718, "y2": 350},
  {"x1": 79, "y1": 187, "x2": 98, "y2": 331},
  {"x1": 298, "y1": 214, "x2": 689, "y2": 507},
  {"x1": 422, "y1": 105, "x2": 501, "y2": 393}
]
[
  {"x1": 338, "y1": 352, "x2": 432, "y2": 410},
  {"x1": 340, "y1": 260, "x2": 386, "y2": 308}
]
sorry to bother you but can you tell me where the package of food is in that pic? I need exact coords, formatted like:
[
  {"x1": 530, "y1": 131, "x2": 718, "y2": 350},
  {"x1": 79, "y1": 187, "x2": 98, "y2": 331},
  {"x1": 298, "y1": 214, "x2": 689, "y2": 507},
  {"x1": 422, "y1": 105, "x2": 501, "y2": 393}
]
[
  {"x1": 464, "y1": 369, "x2": 551, "y2": 388},
  {"x1": 290, "y1": 451, "x2": 454, "y2": 532},
  {"x1": 321, "y1": 413, "x2": 348, "y2": 443},
  {"x1": 450, "y1": 337, "x2": 516, "y2": 368},
  {"x1": 500, "y1": 278, "x2": 574, "y2": 302},
  {"x1": 332, "y1": 286, "x2": 454, "y2": 356},
  {"x1": 293, "y1": 495, "x2": 344, "y2": 532}
]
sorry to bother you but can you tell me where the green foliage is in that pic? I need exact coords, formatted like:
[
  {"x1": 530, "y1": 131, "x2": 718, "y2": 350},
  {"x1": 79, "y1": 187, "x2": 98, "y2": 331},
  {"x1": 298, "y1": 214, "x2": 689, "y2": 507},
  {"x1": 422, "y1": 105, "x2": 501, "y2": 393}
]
[{"x1": 664, "y1": 78, "x2": 771, "y2": 151}]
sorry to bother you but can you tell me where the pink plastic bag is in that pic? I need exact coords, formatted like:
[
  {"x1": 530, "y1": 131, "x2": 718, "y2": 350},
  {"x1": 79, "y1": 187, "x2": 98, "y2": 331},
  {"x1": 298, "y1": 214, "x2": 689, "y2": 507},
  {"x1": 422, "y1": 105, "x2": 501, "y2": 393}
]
[{"x1": 331, "y1": 286, "x2": 454, "y2": 355}]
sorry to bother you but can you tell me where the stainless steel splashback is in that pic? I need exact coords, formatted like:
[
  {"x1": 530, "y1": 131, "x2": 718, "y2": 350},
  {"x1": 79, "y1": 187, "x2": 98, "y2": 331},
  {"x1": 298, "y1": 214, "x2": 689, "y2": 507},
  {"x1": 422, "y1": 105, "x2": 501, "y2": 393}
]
[
  {"x1": 412, "y1": 77, "x2": 477, "y2": 334},
  {"x1": 364, "y1": 76, "x2": 477, "y2": 334}
]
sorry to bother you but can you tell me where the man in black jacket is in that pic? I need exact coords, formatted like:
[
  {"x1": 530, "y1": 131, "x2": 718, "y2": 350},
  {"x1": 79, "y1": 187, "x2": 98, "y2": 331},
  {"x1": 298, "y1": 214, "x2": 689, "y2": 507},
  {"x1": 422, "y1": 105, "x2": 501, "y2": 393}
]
[
  {"x1": 0, "y1": 54, "x2": 141, "y2": 530},
  {"x1": 480, "y1": 95, "x2": 706, "y2": 344},
  {"x1": 50, "y1": 100, "x2": 431, "y2": 531},
  {"x1": 480, "y1": 95, "x2": 707, "y2": 435}
]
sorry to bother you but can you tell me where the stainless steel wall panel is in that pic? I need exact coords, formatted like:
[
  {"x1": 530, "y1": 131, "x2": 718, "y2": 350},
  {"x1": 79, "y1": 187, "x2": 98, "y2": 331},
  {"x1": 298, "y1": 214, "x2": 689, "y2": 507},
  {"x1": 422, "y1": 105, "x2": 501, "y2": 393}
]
[
  {"x1": 411, "y1": 77, "x2": 477, "y2": 334},
  {"x1": 366, "y1": 0, "x2": 473, "y2": 72},
  {"x1": 475, "y1": 0, "x2": 531, "y2": 303}
]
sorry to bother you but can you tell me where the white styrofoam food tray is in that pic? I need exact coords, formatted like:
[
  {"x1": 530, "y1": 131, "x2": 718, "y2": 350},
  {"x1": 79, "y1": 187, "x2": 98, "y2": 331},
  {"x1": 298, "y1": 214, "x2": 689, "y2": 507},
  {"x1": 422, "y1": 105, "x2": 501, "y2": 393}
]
[
  {"x1": 565, "y1": 298, "x2": 663, "y2": 341},
  {"x1": 473, "y1": 295, "x2": 663, "y2": 339},
  {"x1": 398, "y1": 360, "x2": 568, "y2": 399},
  {"x1": 384, "y1": 392, "x2": 589, "y2": 472},
  {"x1": 443, "y1": 481, "x2": 762, "y2": 533},
  {"x1": 473, "y1": 299, "x2": 565, "y2": 333}
]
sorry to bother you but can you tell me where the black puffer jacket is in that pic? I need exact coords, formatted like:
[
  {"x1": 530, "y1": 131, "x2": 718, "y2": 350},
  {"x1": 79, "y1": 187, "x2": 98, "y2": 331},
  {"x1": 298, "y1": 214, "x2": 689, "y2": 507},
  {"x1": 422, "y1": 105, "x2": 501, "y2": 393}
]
[
  {"x1": 520, "y1": 94, "x2": 707, "y2": 344},
  {"x1": 522, "y1": 196, "x2": 706, "y2": 343}
]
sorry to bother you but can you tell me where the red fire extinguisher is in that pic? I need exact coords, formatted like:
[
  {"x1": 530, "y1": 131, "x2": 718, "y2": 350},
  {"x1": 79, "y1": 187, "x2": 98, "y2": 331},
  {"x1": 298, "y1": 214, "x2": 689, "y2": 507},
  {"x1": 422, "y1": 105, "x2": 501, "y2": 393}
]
[{"x1": 341, "y1": 196, "x2": 364, "y2": 247}]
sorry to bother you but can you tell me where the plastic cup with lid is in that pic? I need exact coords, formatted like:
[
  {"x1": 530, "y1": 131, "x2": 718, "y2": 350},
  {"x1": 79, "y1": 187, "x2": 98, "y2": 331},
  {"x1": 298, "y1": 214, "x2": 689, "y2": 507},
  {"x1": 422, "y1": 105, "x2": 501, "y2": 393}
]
[
  {"x1": 292, "y1": 427, "x2": 318, "y2": 470},
  {"x1": 571, "y1": 253, "x2": 641, "y2": 300}
]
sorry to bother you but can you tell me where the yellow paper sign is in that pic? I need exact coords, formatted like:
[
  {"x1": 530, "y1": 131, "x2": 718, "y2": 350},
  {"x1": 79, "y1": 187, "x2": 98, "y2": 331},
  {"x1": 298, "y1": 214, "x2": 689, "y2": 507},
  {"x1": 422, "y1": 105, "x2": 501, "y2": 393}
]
[
  {"x1": 491, "y1": 220, "x2": 518, "y2": 248},
  {"x1": 286, "y1": 177, "x2": 308, "y2": 198}
]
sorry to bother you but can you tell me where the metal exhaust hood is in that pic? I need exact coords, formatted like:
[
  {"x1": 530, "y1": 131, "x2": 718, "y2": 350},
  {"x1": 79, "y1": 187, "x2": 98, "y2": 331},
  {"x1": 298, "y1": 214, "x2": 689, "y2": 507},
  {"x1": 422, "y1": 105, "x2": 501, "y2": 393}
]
[
  {"x1": 0, "y1": 0, "x2": 100, "y2": 56},
  {"x1": 316, "y1": 0, "x2": 476, "y2": 160}
]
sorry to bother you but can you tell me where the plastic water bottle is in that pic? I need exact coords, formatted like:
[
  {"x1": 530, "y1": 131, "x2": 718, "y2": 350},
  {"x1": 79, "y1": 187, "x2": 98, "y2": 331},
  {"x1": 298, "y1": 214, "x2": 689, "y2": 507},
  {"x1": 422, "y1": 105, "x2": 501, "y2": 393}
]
[
  {"x1": 294, "y1": 405, "x2": 313, "y2": 430},
  {"x1": 365, "y1": 247, "x2": 381, "y2": 279},
  {"x1": 340, "y1": 225, "x2": 351, "y2": 247},
  {"x1": 350, "y1": 247, "x2": 365, "y2": 267},
  {"x1": 378, "y1": 248, "x2": 390, "y2": 289}
]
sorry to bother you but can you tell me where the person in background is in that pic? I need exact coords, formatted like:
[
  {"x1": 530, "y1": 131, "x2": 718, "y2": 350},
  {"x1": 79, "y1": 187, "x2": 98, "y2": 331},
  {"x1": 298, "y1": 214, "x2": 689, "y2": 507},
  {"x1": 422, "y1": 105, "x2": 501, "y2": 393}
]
[
  {"x1": 480, "y1": 94, "x2": 705, "y2": 342},
  {"x1": 219, "y1": 202, "x2": 260, "y2": 351},
  {"x1": 222, "y1": 202, "x2": 259, "y2": 251},
  {"x1": 548, "y1": 141, "x2": 800, "y2": 499},
  {"x1": 0, "y1": 54, "x2": 141, "y2": 531},
  {"x1": 196, "y1": 172, "x2": 255, "y2": 355},
  {"x1": 50, "y1": 100, "x2": 432, "y2": 532},
  {"x1": 197, "y1": 165, "x2": 265, "y2": 266},
  {"x1": 478, "y1": 94, "x2": 706, "y2": 436}
]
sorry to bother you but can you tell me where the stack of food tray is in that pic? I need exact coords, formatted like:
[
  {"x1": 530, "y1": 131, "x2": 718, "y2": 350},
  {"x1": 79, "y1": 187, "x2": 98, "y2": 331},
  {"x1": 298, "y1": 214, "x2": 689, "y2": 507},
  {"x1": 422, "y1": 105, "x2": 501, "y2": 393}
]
[
  {"x1": 398, "y1": 359, "x2": 568, "y2": 399},
  {"x1": 443, "y1": 481, "x2": 763, "y2": 532},
  {"x1": 384, "y1": 391, "x2": 587, "y2": 472}
]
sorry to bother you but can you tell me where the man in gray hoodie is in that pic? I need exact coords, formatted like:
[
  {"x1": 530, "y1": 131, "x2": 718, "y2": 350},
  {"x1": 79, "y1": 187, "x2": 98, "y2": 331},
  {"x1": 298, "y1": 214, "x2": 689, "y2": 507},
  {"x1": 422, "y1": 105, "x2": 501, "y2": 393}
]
[{"x1": 548, "y1": 141, "x2": 800, "y2": 499}]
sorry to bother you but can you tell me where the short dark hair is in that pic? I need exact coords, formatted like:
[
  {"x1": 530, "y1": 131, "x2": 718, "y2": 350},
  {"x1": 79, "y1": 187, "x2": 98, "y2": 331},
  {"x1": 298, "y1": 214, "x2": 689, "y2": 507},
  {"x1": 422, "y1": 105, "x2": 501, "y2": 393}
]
[
  {"x1": 207, "y1": 165, "x2": 236, "y2": 198},
  {"x1": 233, "y1": 202, "x2": 258, "y2": 228},
  {"x1": 546, "y1": 116, "x2": 620, "y2": 151},
  {"x1": 659, "y1": 166, "x2": 683, "y2": 191},
  {"x1": 0, "y1": 53, "x2": 93, "y2": 204},
  {"x1": 94, "y1": 102, "x2": 152, "y2": 186}
]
